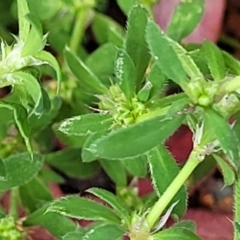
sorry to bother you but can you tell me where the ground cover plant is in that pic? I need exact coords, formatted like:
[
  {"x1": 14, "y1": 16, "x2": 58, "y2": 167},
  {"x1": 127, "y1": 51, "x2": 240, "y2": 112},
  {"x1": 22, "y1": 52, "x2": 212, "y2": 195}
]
[{"x1": 0, "y1": 0, "x2": 240, "y2": 239}]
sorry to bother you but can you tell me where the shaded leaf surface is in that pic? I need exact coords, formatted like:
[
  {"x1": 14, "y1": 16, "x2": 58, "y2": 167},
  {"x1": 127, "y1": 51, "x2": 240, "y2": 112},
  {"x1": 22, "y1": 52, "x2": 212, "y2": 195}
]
[{"x1": 0, "y1": 153, "x2": 43, "y2": 192}]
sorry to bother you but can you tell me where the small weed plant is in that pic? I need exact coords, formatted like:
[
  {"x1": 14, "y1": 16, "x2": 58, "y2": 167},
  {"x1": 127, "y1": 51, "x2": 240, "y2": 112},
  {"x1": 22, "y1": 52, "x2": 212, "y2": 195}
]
[{"x1": 0, "y1": 0, "x2": 240, "y2": 239}]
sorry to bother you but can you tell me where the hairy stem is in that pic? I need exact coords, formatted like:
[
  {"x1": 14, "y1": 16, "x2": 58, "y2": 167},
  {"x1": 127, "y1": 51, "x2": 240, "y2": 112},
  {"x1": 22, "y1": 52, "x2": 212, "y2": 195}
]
[{"x1": 146, "y1": 150, "x2": 201, "y2": 229}]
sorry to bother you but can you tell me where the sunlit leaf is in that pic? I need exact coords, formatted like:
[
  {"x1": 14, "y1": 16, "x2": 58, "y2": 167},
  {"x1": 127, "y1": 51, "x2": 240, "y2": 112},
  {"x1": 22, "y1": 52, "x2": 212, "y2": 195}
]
[
  {"x1": 89, "y1": 115, "x2": 184, "y2": 159},
  {"x1": 48, "y1": 195, "x2": 121, "y2": 224},
  {"x1": 123, "y1": 155, "x2": 147, "y2": 177}
]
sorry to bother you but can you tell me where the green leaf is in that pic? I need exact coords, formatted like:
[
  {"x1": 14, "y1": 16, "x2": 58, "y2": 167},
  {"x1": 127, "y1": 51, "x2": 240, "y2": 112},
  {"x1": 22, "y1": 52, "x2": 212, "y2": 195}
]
[
  {"x1": 152, "y1": 227, "x2": 201, "y2": 240},
  {"x1": 170, "y1": 39, "x2": 204, "y2": 80},
  {"x1": 146, "y1": 21, "x2": 187, "y2": 85},
  {"x1": 19, "y1": 176, "x2": 53, "y2": 212},
  {"x1": 213, "y1": 154, "x2": 235, "y2": 186},
  {"x1": 85, "y1": 43, "x2": 117, "y2": 82},
  {"x1": 123, "y1": 155, "x2": 147, "y2": 177},
  {"x1": 234, "y1": 222, "x2": 240, "y2": 239},
  {"x1": 10, "y1": 71, "x2": 43, "y2": 115},
  {"x1": 34, "y1": 50, "x2": 62, "y2": 92},
  {"x1": 17, "y1": 0, "x2": 30, "y2": 41},
  {"x1": 0, "y1": 101, "x2": 32, "y2": 155},
  {"x1": 92, "y1": 13, "x2": 124, "y2": 47},
  {"x1": 0, "y1": 153, "x2": 43, "y2": 192},
  {"x1": 173, "y1": 220, "x2": 196, "y2": 232},
  {"x1": 116, "y1": 0, "x2": 136, "y2": 15},
  {"x1": 54, "y1": 113, "x2": 112, "y2": 140},
  {"x1": 100, "y1": 159, "x2": 127, "y2": 186},
  {"x1": 167, "y1": 0, "x2": 204, "y2": 41},
  {"x1": 89, "y1": 115, "x2": 184, "y2": 159},
  {"x1": 63, "y1": 231, "x2": 86, "y2": 240},
  {"x1": 82, "y1": 224, "x2": 125, "y2": 240},
  {"x1": 21, "y1": 13, "x2": 44, "y2": 56},
  {"x1": 45, "y1": 148, "x2": 100, "y2": 179},
  {"x1": 167, "y1": 97, "x2": 190, "y2": 117},
  {"x1": 148, "y1": 146, "x2": 187, "y2": 217},
  {"x1": 222, "y1": 51, "x2": 240, "y2": 75},
  {"x1": 27, "y1": 0, "x2": 62, "y2": 20},
  {"x1": 87, "y1": 188, "x2": 130, "y2": 220},
  {"x1": 82, "y1": 129, "x2": 108, "y2": 162},
  {"x1": 64, "y1": 48, "x2": 108, "y2": 94},
  {"x1": 48, "y1": 195, "x2": 121, "y2": 224},
  {"x1": 201, "y1": 40, "x2": 226, "y2": 80},
  {"x1": 23, "y1": 204, "x2": 78, "y2": 238},
  {"x1": 147, "y1": 64, "x2": 166, "y2": 99},
  {"x1": 125, "y1": 5, "x2": 150, "y2": 89},
  {"x1": 137, "y1": 81, "x2": 152, "y2": 102},
  {"x1": 204, "y1": 107, "x2": 240, "y2": 169},
  {"x1": 29, "y1": 97, "x2": 62, "y2": 133},
  {"x1": 115, "y1": 49, "x2": 136, "y2": 98},
  {"x1": 0, "y1": 158, "x2": 6, "y2": 180}
]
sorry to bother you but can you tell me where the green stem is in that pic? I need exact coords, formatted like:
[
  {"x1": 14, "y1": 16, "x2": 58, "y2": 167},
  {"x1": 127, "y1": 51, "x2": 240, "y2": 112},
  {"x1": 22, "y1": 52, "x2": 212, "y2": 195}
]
[
  {"x1": 69, "y1": 8, "x2": 89, "y2": 53},
  {"x1": 220, "y1": 34, "x2": 240, "y2": 51},
  {"x1": 146, "y1": 151, "x2": 201, "y2": 229},
  {"x1": 9, "y1": 188, "x2": 19, "y2": 220},
  {"x1": 234, "y1": 176, "x2": 240, "y2": 240}
]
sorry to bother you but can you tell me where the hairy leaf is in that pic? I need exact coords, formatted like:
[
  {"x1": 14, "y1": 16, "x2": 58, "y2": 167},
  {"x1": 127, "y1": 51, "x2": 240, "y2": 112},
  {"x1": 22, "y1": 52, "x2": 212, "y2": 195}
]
[
  {"x1": 201, "y1": 40, "x2": 226, "y2": 80},
  {"x1": 82, "y1": 224, "x2": 125, "y2": 240},
  {"x1": 125, "y1": 5, "x2": 150, "y2": 89},
  {"x1": 54, "y1": 113, "x2": 112, "y2": 140},
  {"x1": 89, "y1": 115, "x2": 184, "y2": 159},
  {"x1": 48, "y1": 195, "x2": 121, "y2": 224},
  {"x1": 204, "y1": 107, "x2": 240, "y2": 168},
  {"x1": 152, "y1": 227, "x2": 201, "y2": 240},
  {"x1": 148, "y1": 146, "x2": 187, "y2": 217},
  {"x1": 146, "y1": 21, "x2": 187, "y2": 85},
  {"x1": 87, "y1": 188, "x2": 130, "y2": 220},
  {"x1": 115, "y1": 49, "x2": 136, "y2": 98}
]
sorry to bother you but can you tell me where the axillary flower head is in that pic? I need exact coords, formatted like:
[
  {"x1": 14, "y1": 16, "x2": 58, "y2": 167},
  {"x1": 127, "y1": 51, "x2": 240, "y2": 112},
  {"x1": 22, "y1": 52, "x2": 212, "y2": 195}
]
[{"x1": 98, "y1": 84, "x2": 148, "y2": 127}]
